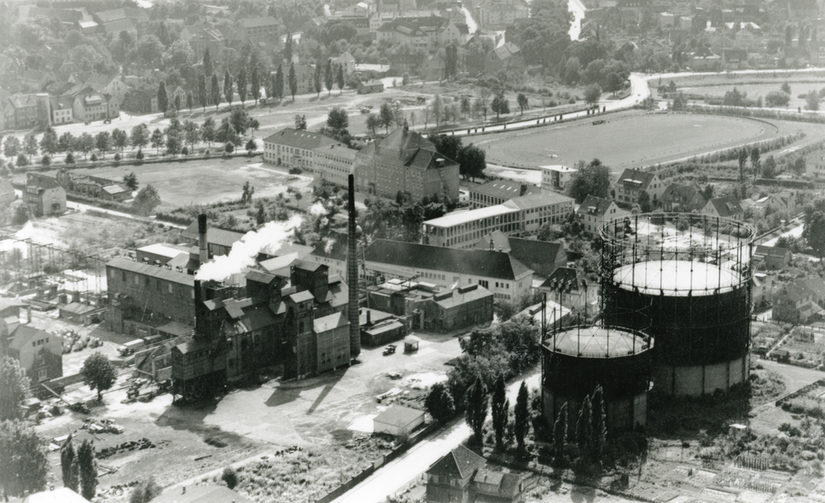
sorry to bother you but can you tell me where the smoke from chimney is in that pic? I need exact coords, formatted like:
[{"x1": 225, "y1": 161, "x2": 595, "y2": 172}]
[{"x1": 195, "y1": 215, "x2": 303, "y2": 282}]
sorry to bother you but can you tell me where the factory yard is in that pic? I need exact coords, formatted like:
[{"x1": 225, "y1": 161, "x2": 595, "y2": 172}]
[{"x1": 33, "y1": 329, "x2": 464, "y2": 502}]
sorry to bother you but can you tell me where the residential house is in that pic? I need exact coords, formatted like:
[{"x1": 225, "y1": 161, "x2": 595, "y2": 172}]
[
  {"x1": 423, "y1": 192, "x2": 574, "y2": 248},
  {"x1": 121, "y1": 86, "x2": 159, "y2": 114},
  {"x1": 701, "y1": 196, "x2": 744, "y2": 219},
  {"x1": 24, "y1": 173, "x2": 66, "y2": 217},
  {"x1": 773, "y1": 276, "x2": 825, "y2": 324},
  {"x1": 85, "y1": 73, "x2": 129, "y2": 112},
  {"x1": 67, "y1": 85, "x2": 111, "y2": 123},
  {"x1": 660, "y1": 183, "x2": 707, "y2": 212},
  {"x1": 426, "y1": 445, "x2": 486, "y2": 503},
  {"x1": 353, "y1": 127, "x2": 459, "y2": 203},
  {"x1": 614, "y1": 168, "x2": 665, "y2": 207},
  {"x1": 49, "y1": 97, "x2": 73, "y2": 125},
  {"x1": 540, "y1": 165, "x2": 577, "y2": 192},
  {"x1": 753, "y1": 245, "x2": 791, "y2": 270},
  {"x1": 3, "y1": 93, "x2": 50, "y2": 130},
  {"x1": 1, "y1": 319, "x2": 62, "y2": 386},
  {"x1": 468, "y1": 179, "x2": 538, "y2": 208},
  {"x1": 426, "y1": 445, "x2": 528, "y2": 503},
  {"x1": 238, "y1": 17, "x2": 280, "y2": 43},
  {"x1": 90, "y1": 8, "x2": 146, "y2": 35},
  {"x1": 722, "y1": 48, "x2": 749, "y2": 70},
  {"x1": 365, "y1": 239, "x2": 533, "y2": 304},
  {"x1": 376, "y1": 16, "x2": 465, "y2": 50},
  {"x1": 576, "y1": 195, "x2": 628, "y2": 235},
  {"x1": 331, "y1": 51, "x2": 357, "y2": 75},
  {"x1": 181, "y1": 25, "x2": 227, "y2": 62},
  {"x1": 484, "y1": 42, "x2": 525, "y2": 75},
  {"x1": 474, "y1": 231, "x2": 566, "y2": 278},
  {"x1": 473, "y1": 0, "x2": 529, "y2": 29},
  {"x1": 262, "y1": 128, "x2": 357, "y2": 187}
]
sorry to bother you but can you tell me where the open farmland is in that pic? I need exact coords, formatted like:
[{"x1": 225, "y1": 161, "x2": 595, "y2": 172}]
[
  {"x1": 64, "y1": 158, "x2": 313, "y2": 210},
  {"x1": 472, "y1": 110, "x2": 778, "y2": 172}
]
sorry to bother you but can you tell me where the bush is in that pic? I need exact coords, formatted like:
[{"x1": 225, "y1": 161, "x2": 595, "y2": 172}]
[
  {"x1": 65, "y1": 152, "x2": 75, "y2": 164},
  {"x1": 90, "y1": 153, "x2": 97, "y2": 162},
  {"x1": 221, "y1": 467, "x2": 238, "y2": 489},
  {"x1": 16, "y1": 154, "x2": 28, "y2": 167},
  {"x1": 114, "y1": 153, "x2": 121, "y2": 161},
  {"x1": 136, "y1": 149, "x2": 144, "y2": 161}
]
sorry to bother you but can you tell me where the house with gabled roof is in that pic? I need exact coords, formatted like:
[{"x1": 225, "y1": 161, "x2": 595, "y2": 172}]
[
  {"x1": 773, "y1": 275, "x2": 825, "y2": 324},
  {"x1": 576, "y1": 195, "x2": 628, "y2": 235},
  {"x1": 701, "y1": 195, "x2": 743, "y2": 219},
  {"x1": 426, "y1": 445, "x2": 486, "y2": 503},
  {"x1": 614, "y1": 168, "x2": 665, "y2": 207},
  {"x1": 485, "y1": 41, "x2": 525, "y2": 75},
  {"x1": 426, "y1": 445, "x2": 528, "y2": 503},
  {"x1": 660, "y1": 183, "x2": 707, "y2": 213}
]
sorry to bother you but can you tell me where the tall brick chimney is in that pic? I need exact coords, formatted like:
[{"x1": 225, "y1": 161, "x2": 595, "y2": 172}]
[
  {"x1": 198, "y1": 214, "x2": 208, "y2": 264},
  {"x1": 347, "y1": 174, "x2": 361, "y2": 359}
]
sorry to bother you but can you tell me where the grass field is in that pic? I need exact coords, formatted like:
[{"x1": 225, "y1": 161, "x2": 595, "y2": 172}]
[
  {"x1": 473, "y1": 111, "x2": 778, "y2": 171},
  {"x1": 679, "y1": 81, "x2": 825, "y2": 110},
  {"x1": 66, "y1": 157, "x2": 313, "y2": 210}
]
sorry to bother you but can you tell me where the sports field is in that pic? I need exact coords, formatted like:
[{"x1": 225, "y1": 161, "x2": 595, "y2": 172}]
[
  {"x1": 65, "y1": 157, "x2": 312, "y2": 209},
  {"x1": 473, "y1": 111, "x2": 778, "y2": 171}
]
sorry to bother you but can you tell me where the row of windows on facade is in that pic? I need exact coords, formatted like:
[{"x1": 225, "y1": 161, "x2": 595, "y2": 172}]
[{"x1": 110, "y1": 269, "x2": 193, "y2": 297}]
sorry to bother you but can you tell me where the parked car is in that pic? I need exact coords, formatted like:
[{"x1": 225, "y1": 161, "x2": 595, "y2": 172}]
[{"x1": 383, "y1": 344, "x2": 396, "y2": 356}]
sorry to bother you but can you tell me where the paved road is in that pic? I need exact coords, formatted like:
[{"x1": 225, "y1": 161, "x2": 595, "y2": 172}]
[{"x1": 333, "y1": 372, "x2": 540, "y2": 503}]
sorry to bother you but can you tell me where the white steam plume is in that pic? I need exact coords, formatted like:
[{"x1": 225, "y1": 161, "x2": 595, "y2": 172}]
[
  {"x1": 196, "y1": 215, "x2": 303, "y2": 282},
  {"x1": 323, "y1": 237, "x2": 336, "y2": 255},
  {"x1": 309, "y1": 202, "x2": 328, "y2": 217}
]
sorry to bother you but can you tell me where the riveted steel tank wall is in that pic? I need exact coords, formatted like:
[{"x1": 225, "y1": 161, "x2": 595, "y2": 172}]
[{"x1": 598, "y1": 213, "x2": 755, "y2": 397}]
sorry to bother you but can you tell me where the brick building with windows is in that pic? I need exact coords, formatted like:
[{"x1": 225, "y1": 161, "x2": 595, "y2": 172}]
[
  {"x1": 105, "y1": 257, "x2": 196, "y2": 334},
  {"x1": 353, "y1": 127, "x2": 459, "y2": 203},
  {"x1": 262, "y1": 128, "x2": 356, "y2": 187}
]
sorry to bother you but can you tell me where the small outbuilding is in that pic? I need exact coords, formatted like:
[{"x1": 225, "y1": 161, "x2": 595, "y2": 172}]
[
  {"x1": 373, "y1": 404, "x2": 425, "y2": 440},
  {"x1": 404, "y1": 335, "x2": 420, "y2": 353}
]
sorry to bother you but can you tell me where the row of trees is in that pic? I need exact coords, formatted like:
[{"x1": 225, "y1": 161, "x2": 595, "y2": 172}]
[
  {"x1": 4, "y1": 108, "x2": 262, "y2": 169},
  {"x1": 158, "y1": 47, "x2": 349, "y2": 115},
  {"x1": 60, "y1": 436, "x2": 99, "y2": 500}
]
